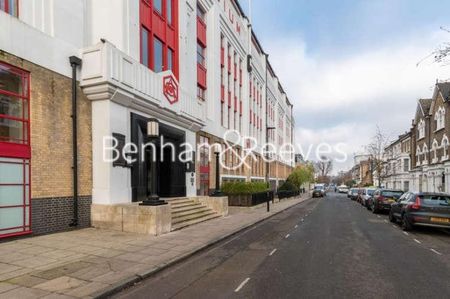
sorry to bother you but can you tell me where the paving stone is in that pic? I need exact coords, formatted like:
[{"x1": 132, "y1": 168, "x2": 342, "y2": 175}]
[
  {"x1": 32, "y1": 261, "x2": 93, "y2": 280},
  {"x1": 41, "y1": 293, "x2": 77, "y2": 299},
  {"x1": 7, "y1": 274, "x2": 48, "y2": 287},
  {"x1": 10, "y1": 256, "x2": 58, "y2": 268},
  {"x1": 0, "y1": 282, "x2": 19, "y2": 294},
  {"x1": 0, "y1": 268, "x2": 34, "y2": 281},
  {"x1": 33, "y1": 276, "x2": 87, "y2": 292},
  {"x1": 91, "y1": 271, "x2": 134, "y2": 284},
  {"x1": 0, "y1": 263, "x2": 21, "y2": 275},
  {"x1": 115, "y1": 253, "x2": 148, "y2": 263},
  {"x1": 67, "y1": 265, "x2": 111, "y2": 281},
  {"x1": 88, "y1": 248, "x2": 124, "y2": 258},
  {"x1": 0, "y1": 286, "x2": 49, "y2": 299}
]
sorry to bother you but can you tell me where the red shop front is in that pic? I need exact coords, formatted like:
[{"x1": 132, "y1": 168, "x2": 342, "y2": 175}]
[{"x1": 0, "y1": 61, "x2": 31, "y2": 238}]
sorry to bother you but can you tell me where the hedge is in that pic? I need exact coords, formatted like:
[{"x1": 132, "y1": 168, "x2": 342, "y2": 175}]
[{"x1": 221, "y1": 181, "x2": 269, "y2": 195}]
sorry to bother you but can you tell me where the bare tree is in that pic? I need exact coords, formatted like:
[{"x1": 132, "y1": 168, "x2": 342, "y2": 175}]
[
  {"x1": 418, "y1": 27, "x2": 450, "y2": 67},
  {"x1": 366, "y1": 126, "x2": 389, "y2": 187},
  {"x1": 315, "y1": 156, "x2": 333, "y2": 183}
]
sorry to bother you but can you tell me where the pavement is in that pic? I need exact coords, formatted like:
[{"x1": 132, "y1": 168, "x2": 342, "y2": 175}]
[
  {"x1": 0, "y1": 194, "x2": 310, "y2": 299},
  {"x1": 114, "y1": 192, "x2": 450, "y2": 299}
]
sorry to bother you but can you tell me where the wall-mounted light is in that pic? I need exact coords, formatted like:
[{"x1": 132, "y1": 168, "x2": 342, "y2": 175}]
[{"x1": 147, "y1": 118, "x2": 159, "y2": 138}]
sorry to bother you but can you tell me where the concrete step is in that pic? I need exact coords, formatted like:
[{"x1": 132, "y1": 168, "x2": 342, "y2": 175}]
[
  {"x1": 171, "y1": 213, "x2": 221, "y2": 231},
  {"x1": 172, "y1": 210, "x2": 217, "y2": 223},
  {"x1": 171, "y1": 206, "x2": 211, "y2": 217}
]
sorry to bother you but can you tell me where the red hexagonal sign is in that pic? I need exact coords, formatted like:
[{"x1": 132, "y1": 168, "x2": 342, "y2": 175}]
[{"x1": 163, "y1": 75, "x2": 179, "y2": 105}]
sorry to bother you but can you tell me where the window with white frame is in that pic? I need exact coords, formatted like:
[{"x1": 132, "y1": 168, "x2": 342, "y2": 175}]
[
  {"x1": 423, "y1": 144, "x2": 428, "y2": 164},
  {"x1": 442, "y1": 135, "x2": 449, "y2": 160},
  {"x1": 416, "y1": 148, "x2": 421, "y2": 166},
  {"x1": 418, "y1": 119, "x2": 425, "y2": 139},
  {"x1": 435, "y1": 106, "x2": 445, "y2": 131},
  {"x1": 432, "y1": 139, "x2": 438, "y2": 163}
]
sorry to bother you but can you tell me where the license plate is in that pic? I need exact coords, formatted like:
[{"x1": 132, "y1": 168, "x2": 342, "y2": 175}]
[{"x1": 431, "y1": 217, "x2": 450, "y2": 223}]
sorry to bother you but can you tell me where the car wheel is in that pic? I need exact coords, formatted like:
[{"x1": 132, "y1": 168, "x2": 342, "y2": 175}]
[
  {"x1": 372, "y1": 204, "x2": 377, "y2": 214},
  {"x1": 401, "y1": 214, "x2": 412, "y2": 231},
  {"x1": 389, "y1": 211, "x2": 396, "y2": 223}
]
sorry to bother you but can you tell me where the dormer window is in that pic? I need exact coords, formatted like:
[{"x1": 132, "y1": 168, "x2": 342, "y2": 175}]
[
  {"x1": 435, "y1": 106, "x2": 445, "y2": 131},
  {"x1": 418, "y1": 119, "x2": 425, "y2": 139}
]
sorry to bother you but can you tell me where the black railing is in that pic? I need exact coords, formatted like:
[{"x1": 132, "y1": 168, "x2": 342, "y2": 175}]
[{"x1": 277, "y1": 190, "x2": 300, "y2": 199}]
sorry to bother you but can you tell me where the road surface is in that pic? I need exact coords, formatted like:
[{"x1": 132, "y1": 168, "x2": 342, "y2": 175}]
[{"x1": 114, "y1": 192, "x2": 450, "y2": 299}]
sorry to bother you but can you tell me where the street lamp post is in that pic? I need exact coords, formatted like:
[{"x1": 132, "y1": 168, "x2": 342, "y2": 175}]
[
  {"x1": 211, "y1": 145, "x2": 223, "y2": 197},
  {"x1": 140, "y1": 118, "x2": 167, "y2": 206}
]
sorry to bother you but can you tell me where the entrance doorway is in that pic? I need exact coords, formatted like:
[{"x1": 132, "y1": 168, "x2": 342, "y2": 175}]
[{"x1": 131, "y1": 113, "x2": 186, "y2": 202}]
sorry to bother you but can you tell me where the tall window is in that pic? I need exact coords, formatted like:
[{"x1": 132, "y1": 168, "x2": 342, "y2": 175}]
[
  {"x1": 153, "y1": 37, "x2": 163, "y2": 72},
  {"x1": 418, "y1": 119, "x2": 425, "y2": 139},
  {"x1": 197, "y1": 42, "x2": 206, "y2": 67},
  {"x1": 167, "y1": 48, "x2": 173, "y2": 71},
  {"x1": 0, "y1": 0, "x2": 18, "y2": 17},
  {"x1": 0, "y1": 62, "x2": 31, "y2": 239},
  {"x1": 166, "y1": 0, "x2": 173, "y2": 25},
  {"x1": 140, "y1": 0, "x2": 178, "y2": 77},
  {"x1": 154, "y1": 0, "x2": 162, "y2": 14},
  {"x1": 141, "y1": 27, "x2": 150, "y2": 68}
]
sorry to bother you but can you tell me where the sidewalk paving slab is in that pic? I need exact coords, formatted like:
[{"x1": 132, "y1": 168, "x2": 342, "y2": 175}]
[{"x1": 0, "y1": 194, "x2": 311, "y2": 298}]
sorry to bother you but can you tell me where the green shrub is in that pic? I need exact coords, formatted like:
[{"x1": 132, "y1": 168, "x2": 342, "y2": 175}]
[
  {"x1": 278, "y1": 180, "x2": 299, "y2": 192},
  {"x1": 222, "y1": 181, "x2": 268, "y2": 195}
]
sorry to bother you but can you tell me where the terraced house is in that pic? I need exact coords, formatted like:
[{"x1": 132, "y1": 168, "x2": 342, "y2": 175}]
[
  {"x1": 384, "y1": 82, "x2": 450, "y2": 192},
  {"x1": 0, "y1": 0, "x2": 295, "y2": 239}
]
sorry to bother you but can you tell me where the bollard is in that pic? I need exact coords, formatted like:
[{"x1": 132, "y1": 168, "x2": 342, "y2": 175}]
[{"x1": 267, "y1": 191, "x2": 270, "y2": 212}]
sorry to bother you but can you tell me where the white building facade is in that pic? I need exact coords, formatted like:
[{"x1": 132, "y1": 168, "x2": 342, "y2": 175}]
[{"x1": 0, "y1": 0, "x2": 295, "y2": 238}]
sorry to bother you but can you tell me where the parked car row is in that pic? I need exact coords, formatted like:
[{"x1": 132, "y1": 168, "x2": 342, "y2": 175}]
[{"x1": 348, "y1": 187, "x2": 450, "y2": 231}]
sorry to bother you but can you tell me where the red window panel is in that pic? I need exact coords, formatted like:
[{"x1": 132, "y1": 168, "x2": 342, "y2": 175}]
[
  {"x1": 197, "y1": 63, "x2": 207, "y2": 88},
  {"x1": 239, "y1": 68, "x2": 242, "y2": 86},
  {"x1": 249, "y1": 109, "x2": 252, "y2": 124},
  {"x1": 240, "y1": 101, "x2": 243, "y2": 116},
  {"x1": 221, "y1": 47, "x2": 225, "y2": 67},
  {"x1": 234, "y1": 96, "x2": 237, "y2": 112},
  {"x1": 221, "y1": 85, "x2": 225, "y2": 103},
  {"x1": 228, "y1": 91, "x2": 231, "y2": 107},
  {"x1": 197, "y1": 17, "x2": 207, "y2": 46},
  {"x1": 234, "y1": 63, "x2": 237, "y2": 80},
  {"x1": 228, "y1": 55, "x2": 231, "y2": 73}
]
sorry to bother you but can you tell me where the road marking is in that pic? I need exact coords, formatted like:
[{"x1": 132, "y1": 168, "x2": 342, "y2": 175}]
[
  {"x1": 384, "y1": 220, "x2": 388, "y2": 223},
  {"x1": 235, "y1": 278, "x2": 250, "y2": 292},
  {"x1": 269, "y1": 249, "x2": 277, "y2": 256},
  {"x1": 403, "y1": 232, "x2": 409, "y2": 236},
  {"x1": 294, "y1": 224, "x2": 298, "y2": 228},
  {"x1": 301, "y1": 218, "x2": 304, "y2": 222},
  {"x1": 377, "y1": 215, "x2": 381, "y2": 218},
  {"x1": 285, "y1": 234, "x2": 290, "y2": 239},
  {"x1": 392, "y1": 225, "x2": 397, "y2": 228},
  {"x1": 430, "y1": 249, "x2": 442, "y2": 255},
  {"x1": 414, "y1": 239, "x2": 421, "y2": 244}
]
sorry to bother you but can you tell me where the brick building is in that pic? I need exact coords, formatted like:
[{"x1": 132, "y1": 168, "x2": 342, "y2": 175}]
[{"x1": 0, "y1": 0, "x2": 295, "y2": 239}]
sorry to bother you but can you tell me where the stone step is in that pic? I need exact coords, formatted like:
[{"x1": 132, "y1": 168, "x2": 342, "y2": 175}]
[
  {"x1": 170, "y1": 203, "x2": 205, "y2": 213},
  {"x1": 171, "y1": 213, "x2": 221, "y2": 231},
  {"x1": 168, "y1": 198, "x2": 197, "y2": 205},
  {"x1": 169, "y1": 201, "x2": 198, "y2": 209},
  {"x1": 171, "y1": 206, "x2": 211, "y2": 218},
  {"x1": 172, "y1": 210, "x2": 217, "y2": 223}
]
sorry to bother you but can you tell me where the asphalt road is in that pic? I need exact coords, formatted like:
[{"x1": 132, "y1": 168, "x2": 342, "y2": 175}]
[{"x1": 114, "y1": 192, "x2": 450, "y2": 299}]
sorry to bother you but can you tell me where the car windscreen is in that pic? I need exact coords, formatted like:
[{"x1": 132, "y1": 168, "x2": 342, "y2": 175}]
[
  {"x1": 367, "y1": 190, "x2": 375, "y2": 196},
  {"x1": 419, "y1": 195, "x2": 450, "y2": 206},
  {"x1": 314, "y1": 186, "x2": 323, "y2": 190},
  {"x1": 381, "y1": 191, "x2": 403, "y2": 199},
  {"x1": 351, "y1": 189, "x2": 358, "y2": 194}
]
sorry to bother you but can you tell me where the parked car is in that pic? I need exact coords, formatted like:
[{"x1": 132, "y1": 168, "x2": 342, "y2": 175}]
[
  {"x1": 389, "y1": 192, "x2": 450, "y2": 231},
  {"x1": 349, "y1": 188, "x2": 359, "y2": 200},
  {"x1": 359, "y1": 188, "x2": 376, "y2": 207},
  {"x1": 369, "y1": 189, "x2": 404, "y2": 213},
  {"x1": 312, "y1": 185, "x2": 326, "y2": 198},
  {"x1": 338, "y1": 185, "x2": 349, "y2": 193}
]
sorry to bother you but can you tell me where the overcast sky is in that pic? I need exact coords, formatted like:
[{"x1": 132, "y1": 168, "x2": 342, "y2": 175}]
[{"x1": 242, "y1": 0, "x2": 450, "y2": 173}]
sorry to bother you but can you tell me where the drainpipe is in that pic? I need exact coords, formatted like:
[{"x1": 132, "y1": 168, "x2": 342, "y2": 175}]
[{"x1": 69, "y1": 56, "x2": 82, "y2": 227}]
